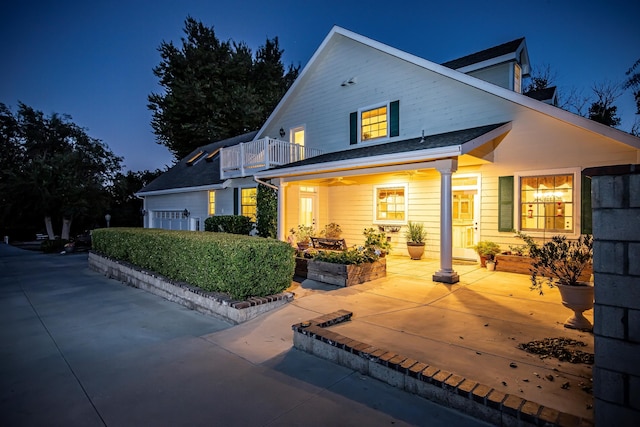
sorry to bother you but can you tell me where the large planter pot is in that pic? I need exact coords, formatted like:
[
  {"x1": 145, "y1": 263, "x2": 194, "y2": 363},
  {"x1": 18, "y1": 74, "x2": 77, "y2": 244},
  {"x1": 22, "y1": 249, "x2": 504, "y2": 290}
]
[
  {"x1": 307, "y1": 258, "x2": 386, "y2": 287},
  {"x1": 556, "y1": 283, "x2": 594, "y2": 331},
  {"x1": 406, "y1": 242, "x2": 425, "y2": 260}
]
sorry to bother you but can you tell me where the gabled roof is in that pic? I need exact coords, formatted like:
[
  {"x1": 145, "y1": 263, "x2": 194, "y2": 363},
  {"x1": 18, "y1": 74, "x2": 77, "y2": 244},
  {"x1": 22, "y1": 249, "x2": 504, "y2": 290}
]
[
  {"x1": 256, "y1": 123, "x2": 511, "y2": 178},
  {"x1": 137, "y1": 131, "x2": 258, "y2": 195},
  {"x1": 257, "y1": 26, "x2": 640, "y2": 150},
  {"x1": 441, "y1": 38, "x2": 528, "y2": 73}
]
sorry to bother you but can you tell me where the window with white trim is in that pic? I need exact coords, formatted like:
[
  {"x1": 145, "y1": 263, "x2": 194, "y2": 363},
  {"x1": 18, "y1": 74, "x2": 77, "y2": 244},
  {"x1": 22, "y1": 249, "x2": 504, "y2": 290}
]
[
  {"x1": 361, "y1": 105, "x2": 388, "y2": 141},
  {"x1": 241, "y1": 188, "x2": 257, "y2": 221},
  {"x1": 208, "y1": 191, "x2": 216, "y2": 216},
  {"x1": 373, "y1": 184, "x2": 407, "y2": 224},
  {"x1": 519, "y1": 172, "x2": 575, "y2": 233}
]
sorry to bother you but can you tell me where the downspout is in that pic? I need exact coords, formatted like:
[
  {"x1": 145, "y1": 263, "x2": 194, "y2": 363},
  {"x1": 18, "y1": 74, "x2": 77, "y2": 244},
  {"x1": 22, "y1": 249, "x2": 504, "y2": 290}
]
[{"x1": 253, "y1": 176, "x2": 278, "y2": 190}]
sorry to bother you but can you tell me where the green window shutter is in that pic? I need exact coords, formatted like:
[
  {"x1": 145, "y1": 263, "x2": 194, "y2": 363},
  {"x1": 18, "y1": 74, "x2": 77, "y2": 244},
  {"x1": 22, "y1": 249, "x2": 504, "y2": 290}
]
[
  {"x1": 349, "y1": 112, "x2": 357, "y2": 145},
  {"x1": 581, "y1": 173, "x2": 592, "y2": 234},
  {"x1": 498, "y1": 176, "x2": 514, "y2": 232},
  {"x1": 233, "y1": 188, "x2": 239, "y2": 215},
  {"x1": 389, "y1": 100, "x2": 399, "y2": 137}
]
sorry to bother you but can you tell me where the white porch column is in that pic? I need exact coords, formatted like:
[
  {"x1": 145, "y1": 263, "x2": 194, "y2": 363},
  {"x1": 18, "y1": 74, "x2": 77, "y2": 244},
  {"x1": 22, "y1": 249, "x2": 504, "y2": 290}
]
[{"x1": 433, "y1": 158, "x2": 459, "y2": 284}]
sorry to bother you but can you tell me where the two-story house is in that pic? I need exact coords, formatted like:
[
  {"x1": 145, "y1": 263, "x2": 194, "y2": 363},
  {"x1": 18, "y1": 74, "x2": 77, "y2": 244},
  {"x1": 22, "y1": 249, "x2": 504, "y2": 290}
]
[{"x1": 137, "y1": 26, "x2": 640, "y2": 283}]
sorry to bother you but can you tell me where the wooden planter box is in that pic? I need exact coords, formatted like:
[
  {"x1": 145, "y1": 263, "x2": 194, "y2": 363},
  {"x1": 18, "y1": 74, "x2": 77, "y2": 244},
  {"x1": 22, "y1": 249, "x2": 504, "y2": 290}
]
[
  {"x1": 307, "y1": 258, "x2": 386, "y2": 287},
  {"x1": 294, "y1": 257, "x2": 308, "y2": 278},
  {"x1": 495, "y1": 254, "x2": 593, "y2": 281}
]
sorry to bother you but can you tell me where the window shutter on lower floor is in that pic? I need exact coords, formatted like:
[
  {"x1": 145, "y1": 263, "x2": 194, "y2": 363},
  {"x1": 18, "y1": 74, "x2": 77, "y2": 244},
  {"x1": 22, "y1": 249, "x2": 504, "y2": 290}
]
[
  {"x1": 390, "y1": 100, "x2": 399, "y2": 137},
  {"x1": 581, "y1": 173, "x2": 592, "y2": 234},
  {"x1": 498, "y1": 176, "x2": 514, "y2": 232},
  {"x1": 233, "y1": 188, "x2": 239, "y2": 215},
  {"x1": 349, "y1": 112, "x2": 357, "y2": 145}
]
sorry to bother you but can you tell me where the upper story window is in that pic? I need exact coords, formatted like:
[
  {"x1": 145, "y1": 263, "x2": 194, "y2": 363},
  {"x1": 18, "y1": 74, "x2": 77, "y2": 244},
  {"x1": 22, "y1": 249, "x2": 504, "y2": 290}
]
[
  {"x1": 291, "y1": 126, "x2": 305, "y2": 146},
  {"x1": 362, "y1": 106, "x2": 388, "y2": 141},
  {"x1": 373, "y1": 184, "x2": 407, "y2": 224},
  {"x1": 514, "y1": 63, "x2": 522, "y2": 93},
  {"x1": 350, "y1": 100, "x2": 400, "y2": 145},
  {"x1": 519, "y1": 172, "x2": 575, "y2": 233}
]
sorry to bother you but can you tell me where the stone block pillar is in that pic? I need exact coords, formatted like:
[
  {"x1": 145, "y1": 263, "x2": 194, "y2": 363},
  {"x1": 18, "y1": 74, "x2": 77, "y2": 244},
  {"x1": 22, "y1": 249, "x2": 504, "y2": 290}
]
[{"x1": 585, "y1": 164, "x2": 640, "y2": 425}]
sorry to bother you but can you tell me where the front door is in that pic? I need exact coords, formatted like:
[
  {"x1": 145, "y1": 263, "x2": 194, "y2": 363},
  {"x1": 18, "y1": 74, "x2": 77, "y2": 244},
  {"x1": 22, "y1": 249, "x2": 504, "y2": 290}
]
[
  {"x1": 299, "y1": 186, "x2": 317, "y2": 230},
  {"x1": 452, "y1": 175, "x2": 480, "y2": 259}
]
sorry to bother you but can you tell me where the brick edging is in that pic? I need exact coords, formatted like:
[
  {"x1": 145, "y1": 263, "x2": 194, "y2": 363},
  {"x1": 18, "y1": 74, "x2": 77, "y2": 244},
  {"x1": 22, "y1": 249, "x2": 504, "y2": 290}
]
[
  {"x1": 292, "y1": 310, "x2": 593, "y2": 427},
  {"x1": 88, "y1": 251, "x2": 293, "y2": 324}
]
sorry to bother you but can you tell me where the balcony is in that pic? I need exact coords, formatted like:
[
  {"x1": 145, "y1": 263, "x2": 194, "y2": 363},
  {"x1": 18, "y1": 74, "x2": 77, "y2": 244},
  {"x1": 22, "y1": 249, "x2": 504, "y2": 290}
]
[{"x1": 220, "y1": 137, "x2": 324, "y2": 179}]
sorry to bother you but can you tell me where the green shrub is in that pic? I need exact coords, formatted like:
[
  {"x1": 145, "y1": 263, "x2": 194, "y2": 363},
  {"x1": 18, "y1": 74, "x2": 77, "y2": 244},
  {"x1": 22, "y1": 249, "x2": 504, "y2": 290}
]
[
  {"x1": 204, "y1": 215, "x2": 253, "y2": 235},
  {"x1": 92, "y1": 228, "x2": 295, "y2": 300}
]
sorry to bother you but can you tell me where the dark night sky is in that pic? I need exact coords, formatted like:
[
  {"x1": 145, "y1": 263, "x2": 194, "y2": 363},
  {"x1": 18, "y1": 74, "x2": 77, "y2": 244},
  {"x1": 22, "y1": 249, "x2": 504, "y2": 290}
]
[{"x1": 2, "y1": 0, "x2": 638, "y2": 171}]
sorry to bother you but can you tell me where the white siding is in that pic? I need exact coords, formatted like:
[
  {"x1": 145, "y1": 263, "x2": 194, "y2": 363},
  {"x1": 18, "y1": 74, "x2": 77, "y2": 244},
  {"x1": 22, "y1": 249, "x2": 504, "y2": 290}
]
[{"x1": 259, "y1": 35, "x2": 519, "y2": 154}]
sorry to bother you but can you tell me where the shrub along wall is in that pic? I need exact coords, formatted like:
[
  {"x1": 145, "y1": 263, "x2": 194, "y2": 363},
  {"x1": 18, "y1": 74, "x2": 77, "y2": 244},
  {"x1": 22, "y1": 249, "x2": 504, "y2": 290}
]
[
  {"x1": 204, "y1": 215, "x2": 253, "y2": 235},
  {"x1": 92, "y1": 228, "x2": 295, "y2": 300}
]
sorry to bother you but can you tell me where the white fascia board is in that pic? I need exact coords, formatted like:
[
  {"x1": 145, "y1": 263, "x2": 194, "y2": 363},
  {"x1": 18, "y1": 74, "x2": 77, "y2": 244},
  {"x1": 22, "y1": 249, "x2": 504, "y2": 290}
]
[
  {"x1": 135, "y1": 182, "x2": 228, "y2": 197},
  {"x1": 460, "y1": 122, "x2": 512, "y2": 154},
  {"x1": 261, "y1": 26, "x2": 640, "y2": 150},
  {"x1": 454, "y1": 53, "x2": 516, "y2": 74},
  {"x1": 254, "y1": 145, "x2": 462, "y2": 179}
]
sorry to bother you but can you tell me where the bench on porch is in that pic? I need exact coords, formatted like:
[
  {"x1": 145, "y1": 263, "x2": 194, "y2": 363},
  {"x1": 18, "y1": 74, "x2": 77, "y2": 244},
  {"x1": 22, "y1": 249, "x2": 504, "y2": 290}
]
[{"x1": 310, "y1": 237, "x2": 347, "y2": 252}]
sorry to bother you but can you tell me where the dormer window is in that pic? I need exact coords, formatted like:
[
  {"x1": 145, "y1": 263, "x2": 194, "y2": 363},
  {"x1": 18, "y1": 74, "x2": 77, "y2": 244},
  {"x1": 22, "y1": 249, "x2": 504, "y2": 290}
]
[
  {"x1": 514, "y1": 63, "x2": 522, "y2": 93},
  {"x1": 186, "y1": 150, "x2": 205, "y2": 166}
]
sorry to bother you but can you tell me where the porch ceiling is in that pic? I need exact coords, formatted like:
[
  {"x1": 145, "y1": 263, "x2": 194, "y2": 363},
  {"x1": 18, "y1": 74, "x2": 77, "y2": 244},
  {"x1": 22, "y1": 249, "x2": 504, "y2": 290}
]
[{"x1": 256, "y1": 122, "x2": 511, "y2": 180}]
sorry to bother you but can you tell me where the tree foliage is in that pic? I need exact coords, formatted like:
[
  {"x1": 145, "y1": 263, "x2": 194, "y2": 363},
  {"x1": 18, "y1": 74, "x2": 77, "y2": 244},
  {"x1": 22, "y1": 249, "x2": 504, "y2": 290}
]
[
  {"x1": 0, "y1": 102, "x2": 122, "y2": 240},
  {"x1": 256, "y1": 183, "x2": 277, "y2": 238},
  {"x1": 108, "y1": 169, "x2": 164, "y2": 227},
  {"x1": 588, "y1": 81, "x2": 622, "y2": 127},
  {"x1": 624, "y1": 58, "x2": 640, "y2": 115},
  {"x1": 148, "y1": 16, "x2": 300, "y2": 160}
]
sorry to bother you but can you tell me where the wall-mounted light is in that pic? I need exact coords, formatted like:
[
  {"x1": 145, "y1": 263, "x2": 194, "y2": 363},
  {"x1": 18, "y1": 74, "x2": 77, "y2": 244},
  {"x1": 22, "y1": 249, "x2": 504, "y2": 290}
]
[
  {"x1": 279, "y1": 127, "x2": 285, "y2": 138},
  {"x1": 140, "y1": 208, "x2": 147, "y2": 216},
  {"x1": 182, "y1": 209, "x2": 190, "y2": 218}
]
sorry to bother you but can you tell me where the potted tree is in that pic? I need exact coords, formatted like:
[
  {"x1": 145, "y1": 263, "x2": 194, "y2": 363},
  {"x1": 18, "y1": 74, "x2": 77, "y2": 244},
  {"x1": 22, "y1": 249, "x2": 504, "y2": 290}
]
[
  {"x1": 473, "y1": 241, "x2": 501, "y2": 267},
  {"x1": 404, "y1": 221, "x2": 427, "y2": 260},
  {"x1": 529, "y1": 234, "x2": 594, "y2": 331}
]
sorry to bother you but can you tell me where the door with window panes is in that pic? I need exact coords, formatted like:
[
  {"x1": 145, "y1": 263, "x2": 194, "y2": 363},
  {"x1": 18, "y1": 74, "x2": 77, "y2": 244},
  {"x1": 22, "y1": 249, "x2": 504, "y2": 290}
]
[
  {"x1": 299, "y1": 186, "x2": 317, "y2": 230},
  {"x1": 452, "y1": 175, "x2": 480, "y2": 259}
]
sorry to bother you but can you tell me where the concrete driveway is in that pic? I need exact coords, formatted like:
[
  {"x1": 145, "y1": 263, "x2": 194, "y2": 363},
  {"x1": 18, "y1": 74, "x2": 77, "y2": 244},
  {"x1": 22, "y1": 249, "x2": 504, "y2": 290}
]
[{"x1": 0, "y1": 244, "x2": 488, "y2": 426}]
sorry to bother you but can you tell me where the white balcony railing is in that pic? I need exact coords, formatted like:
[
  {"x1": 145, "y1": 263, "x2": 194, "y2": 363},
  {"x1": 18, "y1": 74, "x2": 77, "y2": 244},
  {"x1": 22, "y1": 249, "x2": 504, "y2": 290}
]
[{"x1": 220, "y1": 137, "x2": 324, "y2": 179}]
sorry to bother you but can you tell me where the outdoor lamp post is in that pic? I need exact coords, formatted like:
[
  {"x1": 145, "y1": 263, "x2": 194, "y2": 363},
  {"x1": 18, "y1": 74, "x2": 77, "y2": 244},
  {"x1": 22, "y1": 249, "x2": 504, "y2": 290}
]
[{"x1": 105, "y1": 213, "x2": 111, "y2": 228}]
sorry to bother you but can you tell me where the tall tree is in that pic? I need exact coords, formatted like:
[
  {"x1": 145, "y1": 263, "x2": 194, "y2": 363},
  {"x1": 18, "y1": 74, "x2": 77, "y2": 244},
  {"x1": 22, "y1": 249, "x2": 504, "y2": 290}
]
[
  {"x1": 0, "y1": 102, "x2": 122, "y2": 240},
  {"x1": 588, "y1": 82, "x2": 622, "y2": 127},
  {"x1": 148, "y1": 16, "x2": 299, "y2": 160},
  {"x1": 624, "y1": 58, "x2": 640, "y2": 114}
]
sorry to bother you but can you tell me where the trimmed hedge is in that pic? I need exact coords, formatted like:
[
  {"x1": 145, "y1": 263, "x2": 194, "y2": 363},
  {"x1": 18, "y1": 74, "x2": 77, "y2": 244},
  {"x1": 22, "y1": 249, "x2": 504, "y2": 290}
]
[
  {"x1": 204, "y1": 215, "x2": 253, "y2": 235},
  {"x1": 92, "y1": 228, "x2": 295, "y2": 300}
]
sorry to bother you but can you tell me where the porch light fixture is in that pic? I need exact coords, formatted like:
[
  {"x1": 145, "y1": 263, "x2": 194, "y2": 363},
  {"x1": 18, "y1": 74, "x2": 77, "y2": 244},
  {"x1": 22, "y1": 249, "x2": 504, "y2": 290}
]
[
  {"x1": 279, "y1": 127, "x2": 285, "y2": 138},
  {"x1": 140, "y1": 208, "x2": 147, "y2": 216},
  {"x1": 182, "y1": 209, "x2": 190, "y2": 218},
  {"x1": 105, "y1": 213, "x2": 111, "y2": 228}
]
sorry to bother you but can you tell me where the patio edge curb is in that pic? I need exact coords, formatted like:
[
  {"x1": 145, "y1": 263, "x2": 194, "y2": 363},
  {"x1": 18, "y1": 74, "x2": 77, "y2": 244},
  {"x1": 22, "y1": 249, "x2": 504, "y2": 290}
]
[
  {"x1": 292, "y1": 310, "x2": 593, "y2": 427},
  {"x1": 88, "y1": 252, "x2": 293, "y2": 324}
]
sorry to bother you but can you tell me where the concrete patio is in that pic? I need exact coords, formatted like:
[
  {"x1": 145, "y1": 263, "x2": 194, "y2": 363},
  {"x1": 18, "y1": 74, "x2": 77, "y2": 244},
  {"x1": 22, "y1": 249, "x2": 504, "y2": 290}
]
[{"x1": 282, "y1": 253, "x2": 595, "y2": 422}]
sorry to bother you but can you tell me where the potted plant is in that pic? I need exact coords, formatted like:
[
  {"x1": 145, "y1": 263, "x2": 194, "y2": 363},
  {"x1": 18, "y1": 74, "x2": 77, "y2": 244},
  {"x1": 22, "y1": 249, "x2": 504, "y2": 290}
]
[
  {"x1": 289, "y1": 224, "x2": 315, "y2": 250},
  {"x1": 473, "y1": 241, "x2": 501, "y2": 267},
  {"x1": 363, "y1": 227, "x2": 392, "y2": 256},
  {"x1": 404, "y1": 221, "x2": 427, "y2": 260},
  {"x1": 529, "y1": 234, "x2": 594, "y2": 330},
  {"x1": 320, "y1": 223, "x2": 342, "y2": 239}
]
